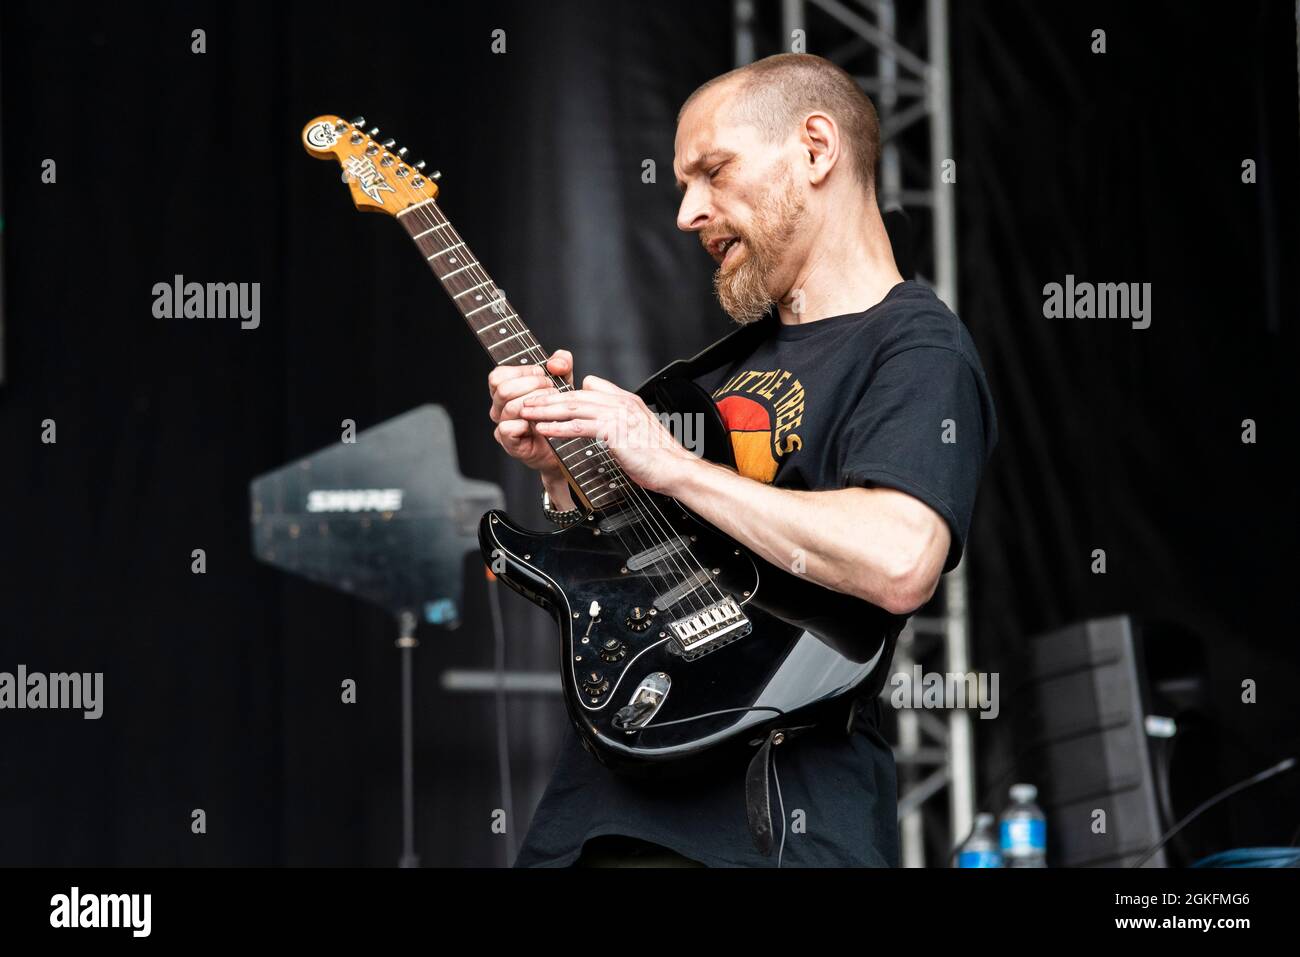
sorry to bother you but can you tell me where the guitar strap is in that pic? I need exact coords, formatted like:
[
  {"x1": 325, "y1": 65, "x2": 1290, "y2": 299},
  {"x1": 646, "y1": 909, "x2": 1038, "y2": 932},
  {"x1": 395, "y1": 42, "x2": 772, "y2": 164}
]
[
  {"x1": 633, "y1": 314, "x2": 778, "y2": 400},
  {"x1": 743, "y1": 635, "x2": 902, "y2": 860},
  {"x1": 634, "y1": 209, "x2": 913, "y2": 401},
  {"x1": 744, "y1": 724, "x2": 815, "y2": 860}
]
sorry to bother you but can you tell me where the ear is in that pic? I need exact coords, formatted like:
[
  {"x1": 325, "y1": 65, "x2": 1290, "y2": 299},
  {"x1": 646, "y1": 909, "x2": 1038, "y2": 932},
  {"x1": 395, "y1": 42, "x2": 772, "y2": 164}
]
[{"x1": 800, "y1": 111, "x2": 840, "y2": 186}]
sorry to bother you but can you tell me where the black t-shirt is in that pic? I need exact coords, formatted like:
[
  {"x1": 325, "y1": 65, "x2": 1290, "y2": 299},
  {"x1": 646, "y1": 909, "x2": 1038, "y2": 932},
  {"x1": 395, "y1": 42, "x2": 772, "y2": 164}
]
[{"x1": 514, "y1": 280, "x2": 997, "y2": 867}]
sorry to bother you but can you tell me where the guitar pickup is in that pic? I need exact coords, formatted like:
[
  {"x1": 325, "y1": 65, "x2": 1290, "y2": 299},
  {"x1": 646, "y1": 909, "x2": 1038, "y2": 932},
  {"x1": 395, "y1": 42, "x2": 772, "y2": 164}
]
[
  {"x1": 667, "y1": 597, "x2": 750, "y2": 658},
  {"x1": 626, "y1": 536, "x2": 689, "y2": 571},
  {"x1": 597, "y1": 508, "x2": 644, "y2": 535},
  {"x1": 652, "y1": 569, "x2": 715, "y2": 612}
]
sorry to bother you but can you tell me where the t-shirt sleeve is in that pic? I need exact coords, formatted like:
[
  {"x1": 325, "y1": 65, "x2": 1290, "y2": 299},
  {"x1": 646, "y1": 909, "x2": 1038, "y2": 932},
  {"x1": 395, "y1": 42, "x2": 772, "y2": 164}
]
[{"x1": 837, "y1": 345, "x2": 994, "y2": 573}]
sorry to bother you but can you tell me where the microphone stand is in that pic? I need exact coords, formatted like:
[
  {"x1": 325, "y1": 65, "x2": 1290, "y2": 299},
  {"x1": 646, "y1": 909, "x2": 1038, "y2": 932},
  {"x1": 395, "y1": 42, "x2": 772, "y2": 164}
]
[{"x1": 396, "y1": 609, "x2": 420, "y2": 868}]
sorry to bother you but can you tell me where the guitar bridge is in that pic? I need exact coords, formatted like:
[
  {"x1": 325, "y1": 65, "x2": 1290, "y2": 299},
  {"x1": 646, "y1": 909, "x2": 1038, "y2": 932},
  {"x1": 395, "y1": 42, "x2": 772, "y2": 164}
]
[{"x1": 667, "y1": 596, "x2": 750, "y2": 659}]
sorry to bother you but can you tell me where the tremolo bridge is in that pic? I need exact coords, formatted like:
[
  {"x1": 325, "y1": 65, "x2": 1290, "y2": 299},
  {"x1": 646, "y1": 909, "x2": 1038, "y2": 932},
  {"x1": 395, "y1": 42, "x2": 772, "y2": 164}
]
[{"x1": 666, "y1": 596, "x2": 750, "y2": 659}]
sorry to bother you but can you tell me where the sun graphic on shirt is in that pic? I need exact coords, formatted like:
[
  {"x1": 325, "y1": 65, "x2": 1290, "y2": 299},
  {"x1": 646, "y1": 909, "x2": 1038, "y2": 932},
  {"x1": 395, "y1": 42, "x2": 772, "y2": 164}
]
[{"x1": 714, "y1": 394, "x2": 779, "y2": 483}]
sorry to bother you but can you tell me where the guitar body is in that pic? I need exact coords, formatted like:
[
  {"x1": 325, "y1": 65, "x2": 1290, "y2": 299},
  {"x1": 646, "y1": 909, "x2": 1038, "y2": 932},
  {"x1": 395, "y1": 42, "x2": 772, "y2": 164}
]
[
  {"x1": 480, "y1": 378, "x2": 902, "y2": 773},
  {"x1": 301, "y1": 114, "x2": 902, "y2": 772}
]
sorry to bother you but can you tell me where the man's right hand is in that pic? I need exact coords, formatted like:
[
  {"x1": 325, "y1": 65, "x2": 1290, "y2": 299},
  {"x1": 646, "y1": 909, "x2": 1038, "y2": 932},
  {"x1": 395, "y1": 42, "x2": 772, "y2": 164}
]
[{"x1": 488, "y1": 349, "x2": 577, "y2": 508}]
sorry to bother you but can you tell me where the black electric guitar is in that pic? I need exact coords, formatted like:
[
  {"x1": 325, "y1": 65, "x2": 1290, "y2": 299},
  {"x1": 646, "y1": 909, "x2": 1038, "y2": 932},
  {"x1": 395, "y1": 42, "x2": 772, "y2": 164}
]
[{"x1": 303, "y1": 115, "x2": 903, "y2": 773}]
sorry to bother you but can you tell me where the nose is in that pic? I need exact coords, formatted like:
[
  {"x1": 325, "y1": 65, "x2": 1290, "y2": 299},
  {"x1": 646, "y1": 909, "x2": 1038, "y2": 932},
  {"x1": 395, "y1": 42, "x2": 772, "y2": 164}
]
[{"x1": 676, "y1": 187, "x2": 712, "y2": 233}]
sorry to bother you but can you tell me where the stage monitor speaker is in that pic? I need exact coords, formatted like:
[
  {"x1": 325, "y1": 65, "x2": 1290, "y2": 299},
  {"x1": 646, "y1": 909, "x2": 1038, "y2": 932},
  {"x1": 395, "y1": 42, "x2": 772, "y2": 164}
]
[{"x1": 1017, "y1": 615, "x2": 1168, "y2": 867}]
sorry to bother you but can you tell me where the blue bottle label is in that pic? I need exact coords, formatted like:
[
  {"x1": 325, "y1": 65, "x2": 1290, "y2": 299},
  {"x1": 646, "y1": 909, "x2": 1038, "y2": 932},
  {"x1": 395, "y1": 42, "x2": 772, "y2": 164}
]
[
  {"x1": 1001, "y1": 818, "x2": 1046, "y2": 852},
  {"x1": 958, "y1": 849, "x2": 1001, "y2": 868}
]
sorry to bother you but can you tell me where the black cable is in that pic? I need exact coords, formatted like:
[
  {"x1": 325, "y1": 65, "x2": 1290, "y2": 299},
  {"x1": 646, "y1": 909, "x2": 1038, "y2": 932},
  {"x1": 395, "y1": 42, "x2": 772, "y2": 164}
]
[
  {"x1": 1131, "y1": 757, "x2": 1297, "y2": 868},
  {"x1": 1148, "y1": 733, "x2": 1187, "y2": 864}
]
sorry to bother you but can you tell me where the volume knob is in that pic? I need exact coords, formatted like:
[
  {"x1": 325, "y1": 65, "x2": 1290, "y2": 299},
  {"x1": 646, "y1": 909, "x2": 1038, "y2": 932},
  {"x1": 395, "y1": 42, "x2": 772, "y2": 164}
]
[
  {"x1": 598, "y1": 638, "x2": 627, "y2": 663},
  {"x1": 581, "y1": 671, "x2": 610, "y2": 698},
  {"x1": 625, "y1": 607, "x2": 653, "y2": 632}
]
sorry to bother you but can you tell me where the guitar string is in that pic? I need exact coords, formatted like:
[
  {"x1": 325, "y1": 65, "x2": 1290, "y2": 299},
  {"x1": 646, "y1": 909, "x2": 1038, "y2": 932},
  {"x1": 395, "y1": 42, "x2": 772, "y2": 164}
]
[
  {"x1": 402, "y1": 201, "x2": 672, "y2": 556},
  {"x1": 404, "y1": 202, "x2": 709, "y2": 615},
  {"x1": 403, "y1": 200, "x2": 727, "y2": 617},
  {"x1": 407, "y1": 200, "x2": 731, "y2": 615},
  {"x1": 403, "y1": 201, "x2": 717, "y2": 616},
  {"x1": 400, "y1": 202, "x2": 676, "y2": 602}
]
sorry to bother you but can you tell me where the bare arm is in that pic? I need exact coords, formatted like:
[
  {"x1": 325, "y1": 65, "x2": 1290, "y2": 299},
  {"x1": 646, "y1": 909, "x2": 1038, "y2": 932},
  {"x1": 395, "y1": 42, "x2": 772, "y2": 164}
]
[
  {"x1": 672, "y1": 458, "x2": 949, "y2": 615},
  {"x1": 520, "y1": 375, "x2": 951, "y2": 614}
]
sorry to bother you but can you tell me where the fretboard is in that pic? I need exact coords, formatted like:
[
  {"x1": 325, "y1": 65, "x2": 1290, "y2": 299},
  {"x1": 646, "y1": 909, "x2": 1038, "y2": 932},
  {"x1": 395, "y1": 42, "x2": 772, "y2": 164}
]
[{"x1": 397, "y1": 199, "x2": 627, "y2": 512}]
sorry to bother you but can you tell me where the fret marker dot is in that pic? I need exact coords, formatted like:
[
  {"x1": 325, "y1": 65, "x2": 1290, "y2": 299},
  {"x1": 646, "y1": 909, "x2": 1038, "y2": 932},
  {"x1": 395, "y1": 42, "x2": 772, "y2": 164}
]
[
  {"x1": 475, "y1": 295, "x2": 483, "y2": 301},
  {"x1": 585, "y1": 450, "x2": 593, "y2": 457},
  {"x1": 448, "y1": 256, "x2": 457, "y2": 264},
  {"x1": 499, "y1": 327, "x2": 507, "y2": 334}
]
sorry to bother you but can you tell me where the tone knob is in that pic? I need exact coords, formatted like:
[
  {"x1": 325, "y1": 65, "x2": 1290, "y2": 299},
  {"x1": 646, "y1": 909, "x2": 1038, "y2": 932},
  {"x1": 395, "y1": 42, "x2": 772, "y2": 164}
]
[
  {"x1": 625, "y1": 607, "x2": 652, "y2": 632},
  {"x1": 581, "y1": 671, "x2": 610, "y2": 697},
  {"x1": 598, "y1": 638, "x2": 627, "y2": 663}
]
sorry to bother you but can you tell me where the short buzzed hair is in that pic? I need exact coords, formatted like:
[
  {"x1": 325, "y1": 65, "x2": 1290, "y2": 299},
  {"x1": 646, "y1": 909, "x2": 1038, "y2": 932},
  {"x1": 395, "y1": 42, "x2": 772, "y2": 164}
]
[{"x1": 678, "y1": 53, "x2": 881, "y2": 193}]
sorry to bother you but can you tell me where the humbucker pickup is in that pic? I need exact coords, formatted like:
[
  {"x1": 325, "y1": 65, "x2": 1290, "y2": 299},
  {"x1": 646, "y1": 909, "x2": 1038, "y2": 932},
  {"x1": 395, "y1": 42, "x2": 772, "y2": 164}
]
[{"x1": 667, "y1": 596, "x2": 750, "y2": 658}]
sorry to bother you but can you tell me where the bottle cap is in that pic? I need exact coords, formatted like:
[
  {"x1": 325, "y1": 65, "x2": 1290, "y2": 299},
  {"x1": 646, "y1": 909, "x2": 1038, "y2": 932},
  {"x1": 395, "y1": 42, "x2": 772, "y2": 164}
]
[{"x1": 1010, "y1": 783, "x2": 1038, "y2": 803}]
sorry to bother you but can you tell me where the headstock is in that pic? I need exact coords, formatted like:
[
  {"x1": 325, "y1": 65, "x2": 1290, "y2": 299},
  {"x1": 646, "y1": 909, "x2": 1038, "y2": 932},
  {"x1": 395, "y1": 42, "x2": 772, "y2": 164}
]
[{"x1": 302, "y1": 115, "x2": 440, "y2": 215}]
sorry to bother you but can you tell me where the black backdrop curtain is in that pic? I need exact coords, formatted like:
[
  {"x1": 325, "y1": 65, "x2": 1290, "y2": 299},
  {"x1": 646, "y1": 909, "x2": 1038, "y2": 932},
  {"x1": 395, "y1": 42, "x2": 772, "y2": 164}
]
[
  {"x1": 0, "y1": 0, "x2": 1296, "y2": 865},
  {"x1": 951, "y1": 1, "x2": 1299, "y2": 850},
  {"x1": 0, "y1": 0, "x2": 731, "y2": 865}
]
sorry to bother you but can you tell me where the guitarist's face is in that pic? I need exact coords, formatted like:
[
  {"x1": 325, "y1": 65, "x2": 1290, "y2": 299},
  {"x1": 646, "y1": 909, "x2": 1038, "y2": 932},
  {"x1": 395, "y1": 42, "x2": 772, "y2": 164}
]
[{"x1": 674, "y1": 87, "x2": 811, "y2": 325}]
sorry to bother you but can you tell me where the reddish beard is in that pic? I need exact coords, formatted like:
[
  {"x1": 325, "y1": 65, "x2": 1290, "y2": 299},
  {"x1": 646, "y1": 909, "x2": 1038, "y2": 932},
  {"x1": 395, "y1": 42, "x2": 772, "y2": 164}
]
[{"x1": 713, "y1": 171, "x2": 807, "y2": 325}]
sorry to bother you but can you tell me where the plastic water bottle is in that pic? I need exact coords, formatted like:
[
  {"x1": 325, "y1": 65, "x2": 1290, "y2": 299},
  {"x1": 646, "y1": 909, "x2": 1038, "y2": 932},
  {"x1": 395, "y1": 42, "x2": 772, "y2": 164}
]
[
  {"x1": 1000, "y1": 783, "x2": 1047, "y2": 867},
  {"x1": 957, "y1": 812, "x2": 1002, "y2": 867}
]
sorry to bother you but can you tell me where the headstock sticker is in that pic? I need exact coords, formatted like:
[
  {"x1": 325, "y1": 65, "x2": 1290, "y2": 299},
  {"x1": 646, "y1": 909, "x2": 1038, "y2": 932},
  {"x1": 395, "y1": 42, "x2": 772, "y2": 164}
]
[
  {"x1": 305, "y1": 121, "x2": 340, "y2": 149},
  {"x1": 344, "y1": 155, "x2": 397, "y2": 204}
]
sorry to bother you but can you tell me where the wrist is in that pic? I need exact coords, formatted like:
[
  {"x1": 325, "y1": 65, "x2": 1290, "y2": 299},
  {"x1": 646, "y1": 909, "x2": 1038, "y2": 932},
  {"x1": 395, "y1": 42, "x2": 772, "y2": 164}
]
[
  {"x1": 662, "y1": 452, "x2": 720, "y2": 499},
  {"x1": 539, "y1": 468, "x2": 575, "y2": 510}
]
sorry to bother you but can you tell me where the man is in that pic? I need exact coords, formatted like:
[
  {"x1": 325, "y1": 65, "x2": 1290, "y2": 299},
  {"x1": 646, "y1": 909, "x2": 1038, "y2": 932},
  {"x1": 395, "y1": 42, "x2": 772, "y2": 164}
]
[{"x1": 488, "y1": 53, "x2": 997, "y2": 867}]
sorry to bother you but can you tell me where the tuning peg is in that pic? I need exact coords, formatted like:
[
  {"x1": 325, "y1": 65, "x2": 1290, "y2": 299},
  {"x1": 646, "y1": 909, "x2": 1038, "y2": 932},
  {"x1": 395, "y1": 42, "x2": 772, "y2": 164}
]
[
  {"x1": 368, "y1": 126, "x2": 380, "y2": 137},
  {"x1": 414, "y1": 160, "x2": 426, "y2": 170},
  {"x1": 350, "y1": 115, "x2": 366, "y2": 127},
  {"x1": 398, "y1": 147, "x2": 409, "y2": 158},
  {"x1": 382, "y1": 138, "x2": 396, "y2": 149},
  {"x1": 430, "y1": 169, "x2": 442, "y2": 181}
]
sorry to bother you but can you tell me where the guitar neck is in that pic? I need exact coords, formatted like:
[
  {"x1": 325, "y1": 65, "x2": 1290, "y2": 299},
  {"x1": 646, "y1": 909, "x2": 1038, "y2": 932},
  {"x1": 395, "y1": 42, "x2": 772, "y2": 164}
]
[
  {"x1": 397, "y1": 200, "x2": 543, "y2": 365},
  {"x1": 396, "y1": 199, "x2": 626, "y2": 512}
]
